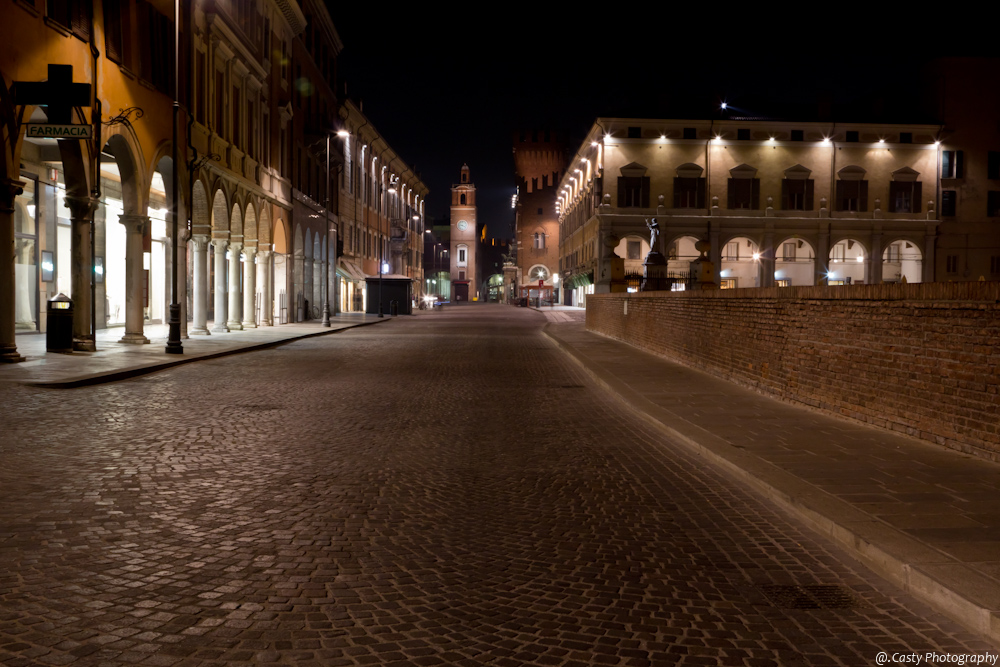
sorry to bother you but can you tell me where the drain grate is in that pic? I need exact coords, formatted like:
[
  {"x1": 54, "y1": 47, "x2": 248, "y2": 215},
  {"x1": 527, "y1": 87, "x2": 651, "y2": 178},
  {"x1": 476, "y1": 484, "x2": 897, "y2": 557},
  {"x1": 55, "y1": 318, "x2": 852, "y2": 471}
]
[{"x1": 758, "y1": 585, "x2": 865, "y2": 610}]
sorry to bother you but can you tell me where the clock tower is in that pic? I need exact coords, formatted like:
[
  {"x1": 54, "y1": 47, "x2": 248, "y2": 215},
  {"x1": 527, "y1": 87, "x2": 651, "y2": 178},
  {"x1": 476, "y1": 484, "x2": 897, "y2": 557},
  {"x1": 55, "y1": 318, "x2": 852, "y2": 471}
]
[{"x1": 450, "y1": 164, "x2": 478, "y2": 301}]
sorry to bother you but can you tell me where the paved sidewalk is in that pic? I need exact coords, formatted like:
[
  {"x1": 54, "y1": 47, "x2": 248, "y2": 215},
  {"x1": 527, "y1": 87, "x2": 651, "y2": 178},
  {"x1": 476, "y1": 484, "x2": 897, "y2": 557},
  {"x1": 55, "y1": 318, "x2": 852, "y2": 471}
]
[
  {"x1": 0, "y1": 314, "x2": 389, "y2": 387},
  {"x1": 545, "y1": 320, "x2": 1000, "y2": 646}
]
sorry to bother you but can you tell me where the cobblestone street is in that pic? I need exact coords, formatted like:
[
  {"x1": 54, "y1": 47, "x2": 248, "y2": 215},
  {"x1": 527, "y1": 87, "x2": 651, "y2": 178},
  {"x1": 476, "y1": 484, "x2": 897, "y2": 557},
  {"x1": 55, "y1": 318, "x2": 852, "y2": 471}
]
[{"x1": 0, "y1": 305, "x2": 993, "y2": 666}]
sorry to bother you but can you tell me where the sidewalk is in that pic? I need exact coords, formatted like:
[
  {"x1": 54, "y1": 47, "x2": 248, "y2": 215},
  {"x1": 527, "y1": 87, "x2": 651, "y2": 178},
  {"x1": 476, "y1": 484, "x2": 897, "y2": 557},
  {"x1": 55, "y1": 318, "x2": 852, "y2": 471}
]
[
  {"x1": 0, "y1": 315, "x2": 389, "y2": 388},
  {"x1": 544, "y1": 321, "x2": 1000, "y2": 646}
]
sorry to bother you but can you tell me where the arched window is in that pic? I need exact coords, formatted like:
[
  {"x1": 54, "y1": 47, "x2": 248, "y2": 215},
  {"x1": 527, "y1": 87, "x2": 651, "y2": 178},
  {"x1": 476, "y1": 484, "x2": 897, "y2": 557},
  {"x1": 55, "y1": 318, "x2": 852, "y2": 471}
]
[
  {"x1": 533, "y1": 232, "x2": 545, "y2": 249},
  {"x1": 460, "y1": 193, "x2": 466, "y2": 205}
]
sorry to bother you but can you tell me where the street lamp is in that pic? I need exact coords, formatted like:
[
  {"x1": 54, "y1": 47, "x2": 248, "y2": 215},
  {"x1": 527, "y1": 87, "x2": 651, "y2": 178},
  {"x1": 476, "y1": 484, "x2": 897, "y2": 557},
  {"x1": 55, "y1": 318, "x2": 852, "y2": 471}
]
[
  {"x1": 321, "y1": 132, "x2": 332, "y2": 327},
  {"x1": 165, "y1": 0, "x2": 183, "y2": 354}
]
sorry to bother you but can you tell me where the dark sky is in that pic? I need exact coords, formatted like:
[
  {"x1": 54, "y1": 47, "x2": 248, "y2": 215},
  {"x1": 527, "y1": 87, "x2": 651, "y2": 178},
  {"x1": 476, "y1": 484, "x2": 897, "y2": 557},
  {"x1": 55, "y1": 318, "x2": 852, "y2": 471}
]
[{"x1": 325, "y1": 11, "x2": 949, "y2": 239}]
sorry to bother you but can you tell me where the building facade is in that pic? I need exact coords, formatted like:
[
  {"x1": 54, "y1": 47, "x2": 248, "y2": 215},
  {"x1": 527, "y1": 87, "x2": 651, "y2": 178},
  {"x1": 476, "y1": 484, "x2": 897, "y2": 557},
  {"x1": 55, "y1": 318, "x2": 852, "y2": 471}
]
[
  {"x1": 556, "y1": 117, "x2": 998, "y2": 299},
  {"x1": 1, "y1": 0, "x2": 432, "y2": 364},
  {"x1": 513, "y1": 131, "x2": 563, "y2": 305},
  {"x1": 337, "y1": 99, "x2": 427, "y2": 313}
]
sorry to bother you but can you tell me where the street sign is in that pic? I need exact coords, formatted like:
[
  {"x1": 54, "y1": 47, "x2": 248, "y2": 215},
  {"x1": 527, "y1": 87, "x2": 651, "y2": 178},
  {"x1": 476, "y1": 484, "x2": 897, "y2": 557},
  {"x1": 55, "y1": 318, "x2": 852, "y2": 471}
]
[{"x1": 26, "y1": 124, "x2": 93, "y2": 139}]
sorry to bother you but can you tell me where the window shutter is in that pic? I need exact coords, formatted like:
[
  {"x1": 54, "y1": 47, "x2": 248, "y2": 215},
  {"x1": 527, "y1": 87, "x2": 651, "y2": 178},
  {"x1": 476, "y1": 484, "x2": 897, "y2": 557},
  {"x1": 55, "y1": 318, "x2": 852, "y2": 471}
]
[
  {"x1": 617, "y1": 177, "x2": 626, "y2": 207},
  {"x1": 70, "y1": 0, "x2": 91, "y2": 40},
  {"x1": 781, "y1": 180, "x2": 789, "y2": 210},
  {"x1": 727, "y1": 179, "x2": 735, "y2": 209},
  {"x1": 751, "y1": 179, "x2": 760, "y2": 209},
  {"x1": 805, "y1": 179, "x2": 814, "y2": 210},
  {"x1": 673, "y1": 177, "x2": 681, "y2": 208},
  {"x1": 913, "y1": 182, "x2": 922, "y2": 214},
  {"x1": 697, "y1": 178, "x2": 706, "y2": 208},
  {"x1": 956, "y1": 151, "x2": 964, "y2": 179},
  {"x1": 859, "y1": 181, "x2": 868, "y2": 212},
  {"x1": 104, "y1": 0, "x2": 123, "y2": 63},
  {"x1": 641, "y1": 177, "x2": 650, "y2": 208}
]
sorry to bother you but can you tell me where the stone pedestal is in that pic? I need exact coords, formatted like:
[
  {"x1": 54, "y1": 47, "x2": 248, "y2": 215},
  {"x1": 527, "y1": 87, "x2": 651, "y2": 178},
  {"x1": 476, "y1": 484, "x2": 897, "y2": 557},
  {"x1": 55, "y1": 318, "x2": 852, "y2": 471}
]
[{"x1": 641, "y1": 251, "x2": 670, "y2": 292}]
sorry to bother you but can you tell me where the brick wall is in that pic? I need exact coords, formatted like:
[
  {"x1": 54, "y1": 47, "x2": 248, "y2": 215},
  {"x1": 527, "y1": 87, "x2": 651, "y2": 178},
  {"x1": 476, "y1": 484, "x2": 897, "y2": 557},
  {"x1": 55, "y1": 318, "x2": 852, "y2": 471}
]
[{"x1": 586, "y1": 283, "x2": 1000, "y2": 461}]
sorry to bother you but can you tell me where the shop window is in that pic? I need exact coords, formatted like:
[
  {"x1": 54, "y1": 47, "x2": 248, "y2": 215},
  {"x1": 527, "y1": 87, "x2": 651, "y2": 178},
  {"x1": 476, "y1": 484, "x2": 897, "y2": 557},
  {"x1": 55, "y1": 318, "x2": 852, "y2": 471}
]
[
  {"x1": 720, "y1": 279, "x2": 736, "y2": 289},
  {"x1": 776, "y1": 278, "x2": 791, "y2": 287}
]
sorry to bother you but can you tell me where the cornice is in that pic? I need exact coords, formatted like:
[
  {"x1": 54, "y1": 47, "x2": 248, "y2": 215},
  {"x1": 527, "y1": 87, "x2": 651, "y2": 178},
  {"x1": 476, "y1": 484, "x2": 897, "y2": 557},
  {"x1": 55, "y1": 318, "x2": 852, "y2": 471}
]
[
  {"x1": 268, "y1": 0, "x2": 306, "y2": 36},
  {"x1": 208, "y1": 15, "x2": 268, "y2": 81}
]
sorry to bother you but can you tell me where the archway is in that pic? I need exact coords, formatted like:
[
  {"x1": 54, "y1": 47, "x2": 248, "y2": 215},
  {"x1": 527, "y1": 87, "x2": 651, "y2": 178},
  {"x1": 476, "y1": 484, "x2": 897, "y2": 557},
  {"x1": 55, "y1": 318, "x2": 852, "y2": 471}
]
[
  {"x1": 882, "y1": 239, "x2": 923, "y2": 284},
  {"x1": 720, "y1": 236, "x2": 760, "y2": 289},
  {"x1": 827, "y1": 238, "x2": 868, "y2": 285},
  {"x1": 774, "y1": 237, "x2": 816, "y2": 286}
]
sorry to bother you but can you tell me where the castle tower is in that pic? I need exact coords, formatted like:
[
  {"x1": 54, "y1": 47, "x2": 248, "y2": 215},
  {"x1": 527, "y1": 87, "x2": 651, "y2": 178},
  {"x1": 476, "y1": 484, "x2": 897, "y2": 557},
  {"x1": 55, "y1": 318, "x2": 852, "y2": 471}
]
[
  {"x1": 450, "y1": 164, "x2": 478, "y2": 301},
  {"x1": 513, "y1": 130, "x2": 564, "y2": 304}
]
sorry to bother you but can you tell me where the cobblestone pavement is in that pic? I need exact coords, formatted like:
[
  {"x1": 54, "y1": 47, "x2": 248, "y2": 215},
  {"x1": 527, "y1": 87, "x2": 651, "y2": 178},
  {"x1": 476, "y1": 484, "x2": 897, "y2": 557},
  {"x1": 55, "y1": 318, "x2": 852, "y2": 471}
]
[{"x1": 0, "y1": 304, "x2": 993, "y2": 666}]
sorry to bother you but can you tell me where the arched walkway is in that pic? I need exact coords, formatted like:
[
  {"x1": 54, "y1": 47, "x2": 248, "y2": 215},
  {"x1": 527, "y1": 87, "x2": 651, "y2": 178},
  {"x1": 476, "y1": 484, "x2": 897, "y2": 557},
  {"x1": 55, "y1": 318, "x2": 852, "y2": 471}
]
[
  {"x1": 720, "y1": 236, "x2": 760, "y2": 289},
  {"x1": 774, "y1": 237, "x2": 816, "y2": 286},
  {"x1": 827, "y1": 238, "x2": 868, "y2": 285},
  {"x1": 881, "y1": 239, "x2": 923, "y2": 284}
]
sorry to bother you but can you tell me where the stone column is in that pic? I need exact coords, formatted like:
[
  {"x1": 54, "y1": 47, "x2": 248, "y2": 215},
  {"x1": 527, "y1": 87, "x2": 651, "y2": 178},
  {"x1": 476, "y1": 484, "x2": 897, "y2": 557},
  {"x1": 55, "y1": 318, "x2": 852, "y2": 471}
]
[
  {"x1": 304, "y1": 256, "x2": 313, "y2": 319},
  {"x1": 117, "y1": 214, "x2": 151, "y2": 344},
  {"x1": 212, "y1": 238, "x2": 229, "y2": 332},
  {"x1": 760, "y1": 231, "x2": 774, "y2": 288},
  {"x1": 258, "y1": 249, "x2": 272, "y2": 325},
  {"x1": 869, "y1": 231, "x2": 883, "y2": 285},
  {"x1": 817, "y1": 224, "x2": 830, "y2": 286},
  {"x1": 923, "y1": 230, "x2": 937, "y2": 283},
  {"x1": 242, "y1": 247, "x2": 257, "y2": 328},
  {"x1": 0, "y1": 180, "x2": 25, "y2": 362},
  {"x1": 227, "y1": 242, "x2": 243, "y2": 330},
  {"x1": 190, "y1": 234, "x2": 210, "y2": 334},
  {"x1": 65, "y1": 195, "x2": 97, "y2": 351},
  {"x1": 177, "y1": 229, "x2": 190, "y2": 339}
]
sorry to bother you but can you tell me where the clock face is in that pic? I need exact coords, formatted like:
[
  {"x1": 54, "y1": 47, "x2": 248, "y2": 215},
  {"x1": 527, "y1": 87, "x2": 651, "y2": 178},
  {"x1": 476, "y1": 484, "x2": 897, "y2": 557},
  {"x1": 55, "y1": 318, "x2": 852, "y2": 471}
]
[{"x1": 457, "y1": 220, "x2": 468, "y2": 231}]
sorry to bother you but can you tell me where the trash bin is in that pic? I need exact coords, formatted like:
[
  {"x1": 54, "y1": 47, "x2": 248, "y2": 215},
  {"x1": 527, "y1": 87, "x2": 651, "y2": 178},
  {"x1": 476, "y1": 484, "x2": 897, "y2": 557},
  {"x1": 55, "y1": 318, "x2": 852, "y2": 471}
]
[
  {"x1": 46, "y1": 293, "x2": 74, "y2": 354},
  {"x1": 390, "y1": 300, "x2": 398, "y2": 316}
]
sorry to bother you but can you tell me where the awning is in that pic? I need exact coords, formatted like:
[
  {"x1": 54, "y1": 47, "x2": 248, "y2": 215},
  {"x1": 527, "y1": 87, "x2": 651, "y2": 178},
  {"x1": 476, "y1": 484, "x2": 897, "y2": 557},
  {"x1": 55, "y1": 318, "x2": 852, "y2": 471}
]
[{"x1": 337, "y1": 258, "x2": 366, "y2": 282}]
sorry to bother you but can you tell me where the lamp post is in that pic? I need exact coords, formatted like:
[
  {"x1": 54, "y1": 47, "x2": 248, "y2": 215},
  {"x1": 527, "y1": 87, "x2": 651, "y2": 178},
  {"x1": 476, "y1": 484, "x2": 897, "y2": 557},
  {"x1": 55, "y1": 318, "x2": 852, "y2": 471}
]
[
  {"x1": 321, "y1": 133, "x2": 331, "y2": 327},
  {"x1": 166, "y1": 0, "x2": 183, "y2": 354}
]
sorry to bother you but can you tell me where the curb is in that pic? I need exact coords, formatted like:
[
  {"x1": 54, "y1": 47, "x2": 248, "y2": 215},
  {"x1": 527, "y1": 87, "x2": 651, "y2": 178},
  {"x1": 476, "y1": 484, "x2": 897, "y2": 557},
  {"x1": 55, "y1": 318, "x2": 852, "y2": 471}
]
[
  {"x1": 28, "y1": 318, "x2": 390, "y2": 389},
  {"x1": 543, "y1": 324, "x2": 1000, "y2": 647}
]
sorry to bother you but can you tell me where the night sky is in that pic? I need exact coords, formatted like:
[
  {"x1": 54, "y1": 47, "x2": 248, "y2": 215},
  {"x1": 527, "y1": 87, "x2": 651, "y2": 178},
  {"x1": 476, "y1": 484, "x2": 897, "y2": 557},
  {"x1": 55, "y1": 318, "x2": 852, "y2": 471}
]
[{"x1": 326, "y1": 11, "x2": 948, "y2": 240}]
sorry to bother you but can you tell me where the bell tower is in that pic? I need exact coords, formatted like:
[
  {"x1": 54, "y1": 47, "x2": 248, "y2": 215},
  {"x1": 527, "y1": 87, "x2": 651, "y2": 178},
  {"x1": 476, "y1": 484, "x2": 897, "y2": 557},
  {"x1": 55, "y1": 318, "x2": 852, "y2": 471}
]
[{"x1": 450, "y1": 164, "x2": 478, "y2": 301}]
